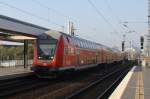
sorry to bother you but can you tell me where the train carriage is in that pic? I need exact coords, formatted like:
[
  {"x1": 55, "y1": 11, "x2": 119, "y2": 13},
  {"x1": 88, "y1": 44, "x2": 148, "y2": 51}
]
[{"x1": 31, "y1": 30, "x2": 124, "y2": 76}]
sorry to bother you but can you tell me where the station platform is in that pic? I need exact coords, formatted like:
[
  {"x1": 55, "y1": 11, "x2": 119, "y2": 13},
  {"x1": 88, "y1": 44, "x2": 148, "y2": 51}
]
[
  {"x1": 109, "y1": 66, "x2": 150, "y2": 99},
  {"x1": 0, "y1": 66, "x2": 33, "y2": 80}
]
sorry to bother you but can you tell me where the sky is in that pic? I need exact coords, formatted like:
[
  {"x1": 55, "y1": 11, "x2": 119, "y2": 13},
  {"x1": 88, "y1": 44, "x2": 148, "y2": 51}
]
[{"x1": 0, "y1": 0, "x2": 147, "y2": 50}]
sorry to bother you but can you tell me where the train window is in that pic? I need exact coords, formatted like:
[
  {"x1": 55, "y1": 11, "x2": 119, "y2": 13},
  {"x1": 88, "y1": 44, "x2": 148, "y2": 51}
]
[
  {"x1": 93, "y1": 43, "x2": 95, "y2": 49},
  {"x1": 78, "y1": 40, "x2": 81, "y2": 47},
  {"x1": 37, "y1": 39, "x2": 57, "y2": 60},
  {"x1": 81, "y1": 40, "x2": 84, "y2": 48},
  {"x1": 75, "y1": 39, "x2": 78, "y2": 46},
  {"x1": 90, "y1": 42, "x2": 92, "y2": 49},
  {"x1": 89, "y1": 42, "x2": 91, "y2": 49},
  {"x1": 82, "y1": 41, "x2": 84, "y2": 48},
  {"x1": 83, "y1": 41, "x2": 85, "y2": 48},
  {"x1": 86, "y1": 41, "x2": 88, "y2": 48},
  {"x1": 66, "y1": 37, "x2": 70, "y2": 43},
  {"x1": 89, "y1": 43, "x2": 91, "y2": 49},
  {"x1": 68, "y1": 47, "x2": 71, "y2": 54},
  {"x1": 91, "y1": 43, "x2": 93, "y2": 49},
  {"x1": 85, "y1": 41, "x2": 87, "y2": 48},
  {"x1": 96, "y1": 45, "x2": 98, "y2": 49},
  {"x1": 81, "y1": 41, "x2": 83, "y2": 48},
  {"x1": 83, "y1": 41, "x2": 86, "y2": 48},
  {"x1": 84, "y1": 41, "x2": 86, "y2": 48},
  {"x1": 76, "y1": 39, "x2": 78, "y2": 46},
  {"x1": 94, "y1": 44, "x2": 96, "y2": 49},
  {"x1": 86, "y1": 42, "x2": 88, "y2": 48},
  {"x1": 70, "y1": 47, "x2": 74, "y2": 54},
  {"x1": 79, "y1": 40, "x2": 81, "y2": 47},
  {"x1": 77, "y1": 40, "x2": 79, "y2": 47},
  {"x1": 93, "y1": 44, "x2": 94, "y2": 49},
  {"x1": 73, "y1": 38, "x2": 76, "y2": 46},
  {"x1": 74, "y1": 39, "x2": 78, "y2": 46},
  {"x1": 88, "y1": 42, "x2": 90, "y2": 49},
  {"x1": 77, "y1": 39, "x2": 79, "y2": 47},
  {"x1": 64, "y1": 46, "x2": 68, "y2": 55},
  {"x1": 85, "y1": 42, "x2": 87, "y2": 48},
  {"x1": 87, "y1": 42, "x2": 90, "y2": 48},
  {"x1": 79, "y1": 40, "x2": 82, "y2": 48}
]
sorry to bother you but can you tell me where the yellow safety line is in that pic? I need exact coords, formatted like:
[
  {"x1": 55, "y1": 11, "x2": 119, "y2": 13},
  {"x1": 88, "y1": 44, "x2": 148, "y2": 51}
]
[
  {"x1": 140, "y1": 72, "x2": 144, "y2": 99},
  {"x1": 135, "y1": 72, "x2": 139, "y2": 99},
  {"x1": 135, "y1": 69, "x2": 144, "y2": 99}
]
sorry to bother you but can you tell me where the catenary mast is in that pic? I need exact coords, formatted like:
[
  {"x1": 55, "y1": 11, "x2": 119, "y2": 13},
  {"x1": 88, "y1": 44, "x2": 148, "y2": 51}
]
[{"x1": 147, "y1": 0, "x2": 150, "y2": 56}]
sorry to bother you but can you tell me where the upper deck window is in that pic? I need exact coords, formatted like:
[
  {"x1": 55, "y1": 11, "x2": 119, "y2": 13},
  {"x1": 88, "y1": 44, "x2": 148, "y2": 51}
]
[{"x1": 66, "y1": 37, "x2": 70, "y2": 43}]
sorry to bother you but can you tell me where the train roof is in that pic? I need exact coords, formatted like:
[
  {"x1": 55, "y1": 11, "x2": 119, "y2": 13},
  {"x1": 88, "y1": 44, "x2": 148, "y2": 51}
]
[
  {"x1": 111, "y1": 48, "x2": 121, "y2": 53},
  {"x1": 39, "y1": 30, "x2": 120, "y2": 52}
]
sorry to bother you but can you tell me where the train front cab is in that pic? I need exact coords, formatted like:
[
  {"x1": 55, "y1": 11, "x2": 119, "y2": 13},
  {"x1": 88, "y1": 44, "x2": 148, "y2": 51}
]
[{"x1": 31, "y1": 31, "x2": 65, "y2": 75}]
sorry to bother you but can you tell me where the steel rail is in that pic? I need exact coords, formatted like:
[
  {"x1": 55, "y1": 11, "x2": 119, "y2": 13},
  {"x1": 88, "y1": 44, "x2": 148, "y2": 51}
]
[
  {"x1": 66, "y1": 66, "x2": 131, "y2": 99},
  {"x1": 97, "y1": 68, "x2": 130, "y2": 99}
]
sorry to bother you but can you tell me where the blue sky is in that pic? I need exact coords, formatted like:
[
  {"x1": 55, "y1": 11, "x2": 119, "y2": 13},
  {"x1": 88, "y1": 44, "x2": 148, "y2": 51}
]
[{"x1": 0, "y1": 0, "x2": 147, "y2": 49}]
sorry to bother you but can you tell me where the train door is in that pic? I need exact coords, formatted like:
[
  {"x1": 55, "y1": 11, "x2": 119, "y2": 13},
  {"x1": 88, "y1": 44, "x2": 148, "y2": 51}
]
[
  {"x1": 101, "y1": 49, "x2": 104, "y2": 63},
  {"x1": 96, "y1": 52, "x2": 99, "y2": 63},
  {"x1": 76, "y1": 49, "x2": 80, "y2": 66}
]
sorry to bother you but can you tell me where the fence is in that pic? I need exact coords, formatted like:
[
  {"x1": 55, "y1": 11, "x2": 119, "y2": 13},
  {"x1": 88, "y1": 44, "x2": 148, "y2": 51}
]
[{"x1": 0, "y1": 60, "x2": 33, "y2": 67}]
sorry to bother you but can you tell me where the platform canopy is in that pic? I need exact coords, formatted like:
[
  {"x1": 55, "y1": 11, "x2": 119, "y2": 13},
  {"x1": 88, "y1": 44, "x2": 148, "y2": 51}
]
[{"x1": 0, "y1": 15, "x2": 49, "y2": 41}]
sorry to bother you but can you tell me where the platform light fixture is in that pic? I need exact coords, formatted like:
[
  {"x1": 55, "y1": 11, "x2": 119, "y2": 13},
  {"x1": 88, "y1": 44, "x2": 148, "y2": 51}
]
[{"x1": 10, "y1": 35, "x2": 37, "y2": 40}]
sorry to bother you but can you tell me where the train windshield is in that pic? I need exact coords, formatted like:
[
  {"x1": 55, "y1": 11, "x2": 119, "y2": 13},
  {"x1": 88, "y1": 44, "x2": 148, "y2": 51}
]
[{"x1": 37, "y1": 39, "x2": 57, "y2": 60}]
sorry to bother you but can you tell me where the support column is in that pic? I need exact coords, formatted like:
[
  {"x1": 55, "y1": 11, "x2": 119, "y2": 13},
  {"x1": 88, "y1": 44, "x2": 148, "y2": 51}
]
[{"x1": 24, "y1": 40, "x2": 28, "y2": 68}]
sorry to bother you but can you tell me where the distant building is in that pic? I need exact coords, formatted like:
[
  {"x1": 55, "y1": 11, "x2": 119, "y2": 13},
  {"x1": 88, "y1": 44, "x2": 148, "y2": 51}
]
[
  {"x1": 140, "y1": 47, "x2": 150, "y2": 67},
  {"x1": 124, "y1": 48, "x2": 137, "y2": 61}
]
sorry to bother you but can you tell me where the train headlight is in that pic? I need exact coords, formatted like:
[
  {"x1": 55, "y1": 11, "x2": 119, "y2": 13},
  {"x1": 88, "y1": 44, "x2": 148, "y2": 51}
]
[
  {"x1": 50, "y1": 56, "x2": 54, "y2": 59},
  {"x1": 38, "y1": 56, "x2": 42, "y2": 59}
]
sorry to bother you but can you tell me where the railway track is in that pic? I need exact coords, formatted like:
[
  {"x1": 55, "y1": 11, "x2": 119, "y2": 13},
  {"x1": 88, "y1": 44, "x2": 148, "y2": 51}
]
[
  {"x1": 0, "y1": 63, "x2": 132, "y2": 99},
  {"x1": 0, "y1": 75, "x2": 52, "y2": 98},
  {"x1": 5, "y1": 66, "x2": 108, "y2": 99},
  {"x1": 65, "y1": 66, "x2": 131, "y2": 99}
]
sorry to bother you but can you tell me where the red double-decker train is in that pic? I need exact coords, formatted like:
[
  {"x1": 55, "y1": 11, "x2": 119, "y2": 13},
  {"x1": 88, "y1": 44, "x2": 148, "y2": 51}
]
[{"x1": 31, "y1": 30, "x2": 125, "y2": 77}]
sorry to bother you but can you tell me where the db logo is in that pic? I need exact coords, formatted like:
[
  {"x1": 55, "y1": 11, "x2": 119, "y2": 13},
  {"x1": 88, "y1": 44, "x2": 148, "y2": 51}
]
[{"x1": 43, "y1": 63, "x2": 47, "y2": 66}]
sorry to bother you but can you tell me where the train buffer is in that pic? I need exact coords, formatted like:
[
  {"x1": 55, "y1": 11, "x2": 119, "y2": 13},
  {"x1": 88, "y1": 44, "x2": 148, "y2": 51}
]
[
  {"x1": 109, "y1": 66, "x2": 150, "y2": 99},
  {"x1": 0, "y1": 66, "x2": 33, "y2": 81}
]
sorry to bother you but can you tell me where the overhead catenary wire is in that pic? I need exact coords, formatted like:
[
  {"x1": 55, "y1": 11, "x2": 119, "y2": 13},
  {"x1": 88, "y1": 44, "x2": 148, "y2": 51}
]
[
  {"x1": 105, "y1": 0, "x2": 126, "y2": 32},
  {"x1": 104, "y1": 0, "x2": 141, "y2": 49},
  {"x1": 0, "y1": 1, "x2": 64, "y2": 28},
  {"x1": 87, "y1": 0, "x2": 119, "y2": 34},
  {"x1": 121, "y1": 21, "x2": 148, "y2": 24},
  {"x1": 87, "y1": 0, "x2": 121, "y2": 47},
  {"x1": 104, "y1": 0, "x2": 124, "y2": 41},
  {"x1": 32, "y1": 0, "x2": 100, "y2": 36},
  {"x1": 31, "y1": 0, "x2": 82, "y2": 34},
  {"x1": 31, "y1": 0, "x2": 78, "y2": 23},
  {"x1": 105, "y1": 0, "x2": 122, "y2": 22},
  {"x1": 105, "y1": 0, "x2": 144, "y2": 38}
]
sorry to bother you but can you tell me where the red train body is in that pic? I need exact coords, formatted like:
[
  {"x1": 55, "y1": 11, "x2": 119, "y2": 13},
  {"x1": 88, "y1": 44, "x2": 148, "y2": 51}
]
[{"x1": 31, "y1": 30, "x2": 125, "y2": 75}]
